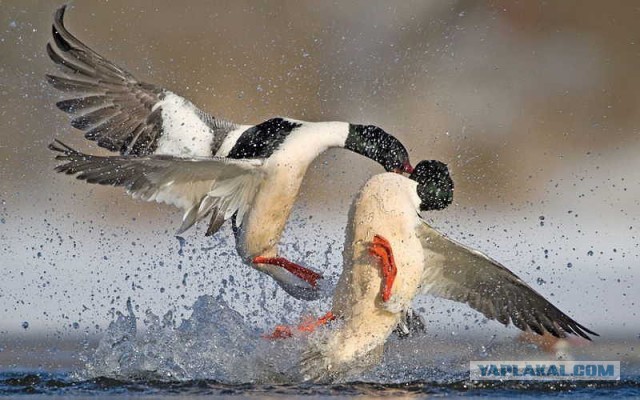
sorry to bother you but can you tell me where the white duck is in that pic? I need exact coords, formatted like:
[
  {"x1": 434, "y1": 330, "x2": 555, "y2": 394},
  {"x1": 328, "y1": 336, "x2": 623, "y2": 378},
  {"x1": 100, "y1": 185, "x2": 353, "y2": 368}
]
[
  {"x1": 47, "y1": 5, "x2": 413, "y2": 300},
  {"x1": 298, "y1": 161, "x2": 597, "y2": 382}
]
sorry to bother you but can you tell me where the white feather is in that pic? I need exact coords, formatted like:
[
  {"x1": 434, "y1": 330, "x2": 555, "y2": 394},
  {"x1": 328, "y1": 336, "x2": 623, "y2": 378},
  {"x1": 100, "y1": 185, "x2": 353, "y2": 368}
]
[
  {"x1": 301, "y1": 173, "x2": 422, "y2": 381},
  {"x1": 206, "y1": 174, "x2": 262, "y2": 225},
  {"x1": 153, "y1": 92, "x2": 215, "y2": 157}
]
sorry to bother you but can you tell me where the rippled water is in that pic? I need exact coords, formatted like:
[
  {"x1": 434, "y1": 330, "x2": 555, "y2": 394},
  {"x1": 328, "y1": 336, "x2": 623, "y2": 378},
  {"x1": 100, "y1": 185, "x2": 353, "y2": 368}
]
[{"x1": 1, "y1": 372, "x2": 639, "y2": 397}]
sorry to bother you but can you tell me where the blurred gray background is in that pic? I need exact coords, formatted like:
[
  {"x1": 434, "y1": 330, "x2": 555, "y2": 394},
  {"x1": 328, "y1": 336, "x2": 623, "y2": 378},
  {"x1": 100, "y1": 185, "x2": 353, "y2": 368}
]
[{"x1": 1, "y1": 0, "x2": 639, "y2": 351}]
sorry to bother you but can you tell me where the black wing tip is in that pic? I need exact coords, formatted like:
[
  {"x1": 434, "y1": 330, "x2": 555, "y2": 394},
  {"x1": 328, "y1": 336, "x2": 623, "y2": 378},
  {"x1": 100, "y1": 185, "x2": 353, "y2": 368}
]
[
  {"x1": 45, "y1": 74, "x2": 62, "y2": 85},
  {"x1": 48, "y1": 139, "x2": 76, "y2": 156},
  {"x1": 48, "y1": 138, "x2": 65, "y2": 152},
  {"x1": 55, "y1": 4, "x2": 68, "y2": 24},
  {"x1": 534, "y1": 297, "x2": 599, "y2": 341},
  {"x1": 55, "y1": 98, "x2": 76, "y2": 113},
  {"x1": 45, "y1": 74, "x2": 72, "y2": 91},
  {"x1": 572, "y1": 323, "x2": 599, "y2": 341},
  {"x1": 557, "y1": 311, "x2": 599, "y2": 341},
  {"x1": 45, "y1": 42, "x2": 57, "y2": 59},
  {"x1": 51, "y1": 5, "x2": 71, "y2": 51},
  {"x1": 530, "y1": 321, "x2": 598, "y2": 341}
]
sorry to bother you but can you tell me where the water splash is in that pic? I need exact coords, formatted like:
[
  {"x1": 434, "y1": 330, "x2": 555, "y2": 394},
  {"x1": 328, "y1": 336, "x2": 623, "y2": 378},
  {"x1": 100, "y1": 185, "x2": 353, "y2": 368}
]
[
  {"x1": 75, "y1": 293, "x2": 611, "y2": 386},
  {"x1": 78, "y1": 295, "x2": 307, "y2": 383},
  {"x1": 76, "y1": 294, "x2": 483, "y2": 384}
]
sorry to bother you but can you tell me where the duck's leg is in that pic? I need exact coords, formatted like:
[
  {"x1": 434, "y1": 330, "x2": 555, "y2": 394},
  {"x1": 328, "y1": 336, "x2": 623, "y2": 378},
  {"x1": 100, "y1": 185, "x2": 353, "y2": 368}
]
[
  {"x1": 263, "y1": 325, "x2": 294, "y2": 339},
  {"x1": 297, "y1": 311, "x2": 336, "y2": 332},
  {"x1": 369, "y1": 234, "x2": 398, "y2": 302},
  {"x1": 263, "y1": 311, "x2": 336, "y2": 339},
  {"x1": 252, "y1": 256, "x2": 323, "y2": 288}
]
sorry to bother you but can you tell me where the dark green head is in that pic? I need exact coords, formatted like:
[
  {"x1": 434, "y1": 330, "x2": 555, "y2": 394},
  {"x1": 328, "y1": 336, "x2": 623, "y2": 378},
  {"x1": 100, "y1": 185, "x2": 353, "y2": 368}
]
[
  {"x1": 346, "y1": 124, "x2": 413, "y2": 173},
  {"x1": 409, "y1": 160, "x2": 454, "y2": 211}
]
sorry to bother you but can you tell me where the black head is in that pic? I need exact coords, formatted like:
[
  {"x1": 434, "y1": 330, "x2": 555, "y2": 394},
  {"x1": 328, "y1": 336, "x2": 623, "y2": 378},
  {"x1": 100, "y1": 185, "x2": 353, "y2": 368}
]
[
  {"x1": 409, "y1": 160, "x2": 454, "y2": 211},
  {"x1": 346, "y1": 124, "x2": 413, "y2": 173}
]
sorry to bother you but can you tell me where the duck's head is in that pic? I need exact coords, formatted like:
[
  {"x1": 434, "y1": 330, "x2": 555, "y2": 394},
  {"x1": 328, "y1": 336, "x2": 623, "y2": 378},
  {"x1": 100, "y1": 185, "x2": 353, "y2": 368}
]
[
  {"x1": 346, "y1": 124, "x2": 413, "y2": 174},
  {"x1": 409, "y1": 160, "x2": 454, "y2": 211}
]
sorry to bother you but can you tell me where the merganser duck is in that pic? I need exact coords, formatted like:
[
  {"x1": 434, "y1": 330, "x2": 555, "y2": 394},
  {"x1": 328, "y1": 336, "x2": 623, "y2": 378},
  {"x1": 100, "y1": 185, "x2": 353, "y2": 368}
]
[
  {"x1": 46, "y1": 6, "x2": 413, "y2": 300},
  {"x1": 299, "y1": 161, "x2": 597, "y2": 382}
]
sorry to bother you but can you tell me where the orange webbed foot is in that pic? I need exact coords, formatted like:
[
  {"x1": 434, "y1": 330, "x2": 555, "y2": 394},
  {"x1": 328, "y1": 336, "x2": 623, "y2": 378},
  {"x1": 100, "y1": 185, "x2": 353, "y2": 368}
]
[
  {"x1": 369, "y1": 234, "x2": 398, "y2": 302},
  {"x1": 263, "y1": 325, "x2": 293, "y2": 339},
  {"x1": 263, "y1": 312, "x2": 336, "y2": 340},
  {"x1": 297, "y1": 311, "x2": 336, "y2": 332}
]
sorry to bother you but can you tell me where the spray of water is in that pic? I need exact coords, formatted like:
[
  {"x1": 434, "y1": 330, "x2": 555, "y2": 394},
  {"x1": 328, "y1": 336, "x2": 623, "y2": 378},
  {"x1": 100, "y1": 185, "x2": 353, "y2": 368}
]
[{"x1": 76, "y1": 294, "x2": 482, "y2": 384}]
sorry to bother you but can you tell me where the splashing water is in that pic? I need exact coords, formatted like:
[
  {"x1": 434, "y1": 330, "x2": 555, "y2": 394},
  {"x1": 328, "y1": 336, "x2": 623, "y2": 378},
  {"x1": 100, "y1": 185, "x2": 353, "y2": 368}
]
[
  {"x1": 74, "y1": 294, "x2": 486, "y2": 385},
  {"x1": 78, "y1": 295, "x2": 309, "y2": 383}
]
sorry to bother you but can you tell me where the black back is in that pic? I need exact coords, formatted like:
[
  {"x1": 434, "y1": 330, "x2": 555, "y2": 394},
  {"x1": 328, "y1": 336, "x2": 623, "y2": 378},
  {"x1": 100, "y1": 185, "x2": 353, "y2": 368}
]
[{"x1": 227, "y1": 118, "x2": 301, "y2": 159}]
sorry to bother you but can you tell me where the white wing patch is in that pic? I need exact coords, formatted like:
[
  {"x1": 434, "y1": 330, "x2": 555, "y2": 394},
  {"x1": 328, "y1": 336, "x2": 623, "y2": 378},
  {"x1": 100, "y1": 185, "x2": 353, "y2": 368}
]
[{"x1": 153, "y1": 92, "x2": 215, "y2": 157}]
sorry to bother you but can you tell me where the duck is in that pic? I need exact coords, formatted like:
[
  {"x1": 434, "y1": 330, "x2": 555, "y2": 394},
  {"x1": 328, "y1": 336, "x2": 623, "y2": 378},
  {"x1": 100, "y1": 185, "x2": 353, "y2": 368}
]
[
  {"x1": 297, "y1": 161, "x2": 597, "y2": 382},
  {"x1": 46, "y1": 5, "x2": 413, "y2": 301}
]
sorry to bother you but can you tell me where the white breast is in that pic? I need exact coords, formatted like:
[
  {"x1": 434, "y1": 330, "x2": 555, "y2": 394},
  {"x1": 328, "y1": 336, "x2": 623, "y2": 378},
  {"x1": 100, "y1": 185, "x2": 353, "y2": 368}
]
[
  {"x1": 334, "y1": 173, "x2": 423, "y2": 315},
  {"x1": 303, "y1": 173, "x2": 424, "y2": 378},
  {"x1": 234, "y1": 160, "x2": 305, "y2": 260},
  {"x1": 231, "y1": 120, "x2": 350, "y2": 260}
]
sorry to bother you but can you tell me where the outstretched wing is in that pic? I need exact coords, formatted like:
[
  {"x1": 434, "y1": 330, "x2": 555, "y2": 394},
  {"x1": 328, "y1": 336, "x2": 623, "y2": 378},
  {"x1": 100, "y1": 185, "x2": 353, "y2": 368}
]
[
  {"x1": 50, "y1": 140, "x2": 265, "y2": 234},
  {"x1": 47, "y1": 5, "x2": 236, "y2": 157},
  {"x1": 417, "y1": 219, "x2": 597, "y2": 340}
]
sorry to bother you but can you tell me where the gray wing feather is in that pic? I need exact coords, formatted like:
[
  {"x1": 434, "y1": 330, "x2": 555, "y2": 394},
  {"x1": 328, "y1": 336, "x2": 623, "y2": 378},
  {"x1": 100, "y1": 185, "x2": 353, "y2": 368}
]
[
  {"x1": 47, "y1": 5, "x2": 235, "y2": 156},
  {"x1": 50, "y1": 140, "x2": 264, "y2": 234},
  {"x1": 418, "y1": 219, "x2": 598, "y2": 340}
]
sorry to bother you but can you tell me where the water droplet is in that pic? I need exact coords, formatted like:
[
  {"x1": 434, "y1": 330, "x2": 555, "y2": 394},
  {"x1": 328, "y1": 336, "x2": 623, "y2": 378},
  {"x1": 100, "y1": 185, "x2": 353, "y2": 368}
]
[
  {"x1": 21, "y1": 321, "x2": 29, "y2": 329},
  {"x1": 176, "y1": 236, "x2": 186, "y2": 256}
]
